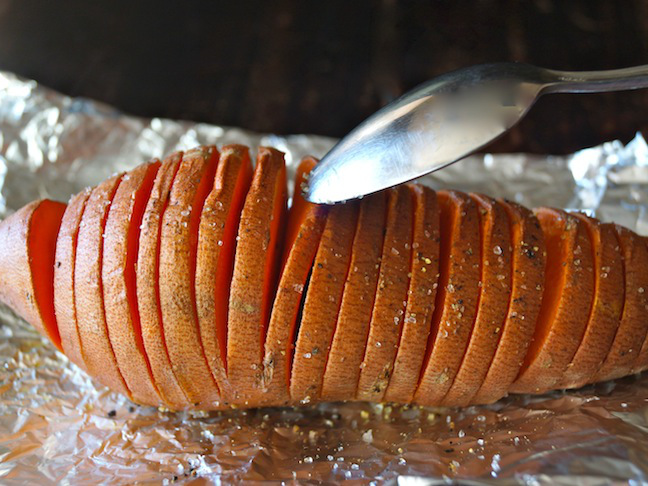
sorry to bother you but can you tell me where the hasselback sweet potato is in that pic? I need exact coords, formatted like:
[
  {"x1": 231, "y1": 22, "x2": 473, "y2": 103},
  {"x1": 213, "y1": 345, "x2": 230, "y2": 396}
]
[{"x1": 1, "y1": 144, "x2": 647, "y2": 410}]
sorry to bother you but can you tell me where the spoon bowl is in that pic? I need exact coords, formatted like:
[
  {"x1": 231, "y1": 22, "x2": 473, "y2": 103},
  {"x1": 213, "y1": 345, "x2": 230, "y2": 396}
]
[{"x1": 305, "y1": 62, "x2": 648, "y2": 204}]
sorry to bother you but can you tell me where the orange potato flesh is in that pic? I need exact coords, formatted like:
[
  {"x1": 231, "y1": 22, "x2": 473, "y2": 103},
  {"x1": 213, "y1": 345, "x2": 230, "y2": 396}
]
[
  {"x1": 55, "y1": 188, "x2": 93, "y2": 370},
  {"x1": 357, "y1": 186, "x2": 414, "y2": 402},
  {"x1": 196, "y1": 145, "x2": 253, "y2": 401},
  {"x1": 159, "y1": 147, "x2": 221, "y2": 407},
  {"x1": 75, "y1": 174, "x2": 131, "y2": 397},
  {"x1": 472, "y1": 200, "x2": 545, "y2": 404},
  {"x1": 557, "y1": 216, "x2": 624, "y2": 389},
  {"x1": 384, "y1": 185, "x2": 440, "y2": 403},
  {"x1": 284, "y1": 157, "x2": 318, "y2": 261},
  {"x1": 262, "y1": 158, "x2": 327, "y2": 406},
  {"x1": 103, "y1": 161, "x2": 162, "y2": 406},
  {"x1": 137, "y1": 152, "x2": 189, "y2": 410},
  {"x1": 227, "y1": 148, "x2": 287, "y2": 405},
  {"x1": 414, "y1": 190, "x2": 481, "y2": 406},
  {"x1": 29, "y1": 200, "x2": 67, "y2": 350},
  {"x1": 510, "y1": 209, "x2": 594, "y2": 394},
  {"x1": 441, "y1": 194, "x2": 512, "y2": 407},
  {"x1": 290, "y1": 201, "x2": 359, "y2": 403},
  {"x1": 595, "y1": 225, "x2": 648, "y2": 381},
  {"x1": 0, "y1": 200, "x2": 66, "y2": 351},
  {"x1": 321, "y1": 192, "x2": 387, "y2": 402}
]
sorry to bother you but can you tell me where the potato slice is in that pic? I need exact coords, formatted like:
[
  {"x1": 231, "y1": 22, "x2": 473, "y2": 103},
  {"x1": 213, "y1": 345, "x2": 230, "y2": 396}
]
[
  {"x1": 196, "y1": 145, "x2": 253, "y2": 400},
  {"x1": 137, "y1": 152, "x2": 189, "y2": 410},
  {"x1": 510, "y1": 209, "x2": 594, "y2": 394},
  {"x1": 290, "y1": 201, "x2": 359, "y2": 403},
  {"x1": 262, "y1": 158, "x2": 327, "y2": 406},
  {"x1": 159, "y1": 147, "x2": 221, "y2": 408},
  {"x1": 103, "y1": 161, "x2": 162, "y2": 406},
  {"x1": 0, "y1": 200, "x2": 66, "y2": 349},
  {"x1": 357, "y1": 186, "x2": 414, "y2": 402},
  {"x1": 594, "y1": 225, "x2": 648, "y2": 381},
  {"x1": 227, "y1": 148, "x2": 287, "y2": 404},
  {"x1": 55, "y1": 189, "x2": 92, "y2": 370},
  {"x1": 414, "y1": 190, "x2": 481, "y2": 406},
  {"x1": 558, "y1": 216, "x2": 624, "y2": 389},
  {"x1": 472, "y1": 200, "x2": 545, "y2": 404},
  {"x1": 75, "y1": 174, "x2": 130, "y2": 397},
  {"x1": 384, "y1": 185, "x2": 440, "y2": 403},
  {"x1": 442, "y1": 194, "x2": 512, "y2": 406},
  {"x1": 321, "y1": 192, "x2": 386, "y2": 402}
]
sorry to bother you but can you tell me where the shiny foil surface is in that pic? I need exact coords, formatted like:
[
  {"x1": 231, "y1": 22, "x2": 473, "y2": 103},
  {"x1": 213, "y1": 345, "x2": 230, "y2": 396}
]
[{"x1": 1, "y1": 70, "x2": 648, "y2": 485}]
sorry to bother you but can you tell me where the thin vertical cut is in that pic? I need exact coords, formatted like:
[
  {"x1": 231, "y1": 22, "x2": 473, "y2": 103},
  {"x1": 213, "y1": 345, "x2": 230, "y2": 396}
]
[
  {"x1": 75, "y1": 174, "x2": 130, "y2": 397},
  {"x1": 510, "y1": 208, "x2": 594, "y2": 394},
  {"x1": 384, "y1": 185, "x2": 440, "y2": 403},
  {"x1": 262, "y1": 158, "x2": 328, "y2": 406},
  {"x1": 137, "y1": 153, "x2": 188, "y2": 410},
  {"x1": 557, "y1": 216, "x2": 624, "y2": 389},
  {"x1": 196, "y1": 145, "x2": 253, "y2": 400},
  {"x1": 228, "y1": 148, "x2": 287, "y2": 404},
  {"x1": 595, "y1": 225, "x2": 648, "y2": 381},
  {"x1": 103, "y1": 161, "x2": 162, "y2": 406},
  {"x1": 159, "y1": 147, "x2": 221, "y2": 407},
  {"x1": 0, "y1": 200, "x2": 66, "y2": 350},
  {"x1": 473, "y1": 200, "x2": 545, "y2": 404},
  {"x1": 414, "y1": 190, "x2": 481, "y2": 407},
  {"x1": 290, "y1": 201, "x2": 359, "y2": 403},
  {"x1": 321, "y1": 193, "x2": 387, "y2": 401},
  {"x1": 357, "y1": 186, "x2": 414, "y2": 402},
  {"x1": 442, "y1": 194, "x2": 512, "y2": 406},
  {"x1": 55, "y1": 188, "x2": 92, "y2": 370}
]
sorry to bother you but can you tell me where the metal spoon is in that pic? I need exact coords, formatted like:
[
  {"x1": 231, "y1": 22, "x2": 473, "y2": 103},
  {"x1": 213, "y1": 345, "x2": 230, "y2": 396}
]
[{"x1": 305, "y1": 62, "x2": 648, "y2": 204}]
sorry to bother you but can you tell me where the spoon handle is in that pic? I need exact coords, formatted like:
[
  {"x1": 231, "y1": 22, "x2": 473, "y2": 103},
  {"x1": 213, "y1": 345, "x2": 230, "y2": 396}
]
[{"x1": 544, "y1": 65, "x2": 648, "y2": 94}]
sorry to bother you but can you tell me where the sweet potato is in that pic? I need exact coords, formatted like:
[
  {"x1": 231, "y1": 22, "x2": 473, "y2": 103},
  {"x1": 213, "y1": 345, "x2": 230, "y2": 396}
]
[
  {"x1": 441, "y1": 194, "x2": 512, "y2": 406},
  {"x1": 321, "y1": 192, "x2": 386, "y2": 401},
  {"x1": 472, "y1": 200, "x2": 545, "y2": 404},
  {"x1": 103, "y1": 161, "x2": 162, "y2": 406},
  {"x1": 594, "y1": 225, "x2": 648, "y2": 381},
  {"x1": 2, "y1": 143, "x2": 647, "y2": 411},
  {"x1": 196, "y1": 145, "x2": 253, "y2": 400},
  {"x1": 414, "y1": 190, "x2": 481, "y2": 406},
  {"x1": 510, "y1": 209, "x2": 594, "y2": 394},
  {"x1": 55, "y1": 188, "x2": 92, "y2": 370},
  {"x1": 357, "y1": 186, "x2": 414, "y2": 402},
  {"x1": 557, "y1": 216, "x2": 624, "y2": 389},
  {"x1": 75, "y1": 174, "x2": 130, "y2": 397},
  {"x1": 0, "y1": 200, "x2": 66, "y2": 349},
  {"x1": 290, "y1": 201, "x2": 359, "y2": 403},
  {"x1": 227, "y1": 147, "x2": 287, "y2": 404},
  {"x1": 137, "y1": 152, "x2": 188, "y2": 410},
  {"x1": 632, "y1": 236, "x2": 648, "y2": 373},
  {"x1": 383, "y1": 185, "x2": 440, "y2": 403},
  {"x1": 262, "y1": 158, "x2": 328, "y2": 406},
  {"x1": 159, "y1": 147, "x2": 221, "y2": 407}
]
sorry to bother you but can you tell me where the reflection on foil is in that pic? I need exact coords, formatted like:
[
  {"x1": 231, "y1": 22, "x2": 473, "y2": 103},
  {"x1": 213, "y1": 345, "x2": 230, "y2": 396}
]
[{"x1": 1, "y1": 70, "x2": 648, "y2": 484}]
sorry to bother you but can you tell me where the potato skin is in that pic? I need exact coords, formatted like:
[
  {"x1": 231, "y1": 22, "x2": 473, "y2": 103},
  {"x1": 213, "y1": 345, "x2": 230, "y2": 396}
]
[
  {"x1": 3, "y1": 144, "x2": 648, "y2": 411},
  {"x1": 137, "y1": 152, "x2": 189, "y2": 410},
  {"x1": 56, "y1": 189, "x2": 93, "y2": 370},
  {"x1": 75, "y1": 174, "x2": 131, "y2": 398},
  {"x1": 103, "y1": 161, "x2": 162, "y2": 406}
]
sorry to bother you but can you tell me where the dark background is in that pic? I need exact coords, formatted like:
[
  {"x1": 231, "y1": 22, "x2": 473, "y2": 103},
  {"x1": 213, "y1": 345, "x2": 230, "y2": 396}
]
[{"x1": 1, "y1": 0, "x2": 647, "y2": 154}]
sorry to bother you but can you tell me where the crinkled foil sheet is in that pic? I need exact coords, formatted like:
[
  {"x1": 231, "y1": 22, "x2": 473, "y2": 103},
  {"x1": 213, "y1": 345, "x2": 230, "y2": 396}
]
[{"x1": 1, "y1": 70, "x2": 648, "y2": 485}]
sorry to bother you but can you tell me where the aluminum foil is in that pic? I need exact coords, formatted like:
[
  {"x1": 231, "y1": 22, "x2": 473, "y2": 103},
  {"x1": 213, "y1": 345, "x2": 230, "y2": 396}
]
[{"x1": 1, "y1": 70, "x2": 648, "y2": 485}]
